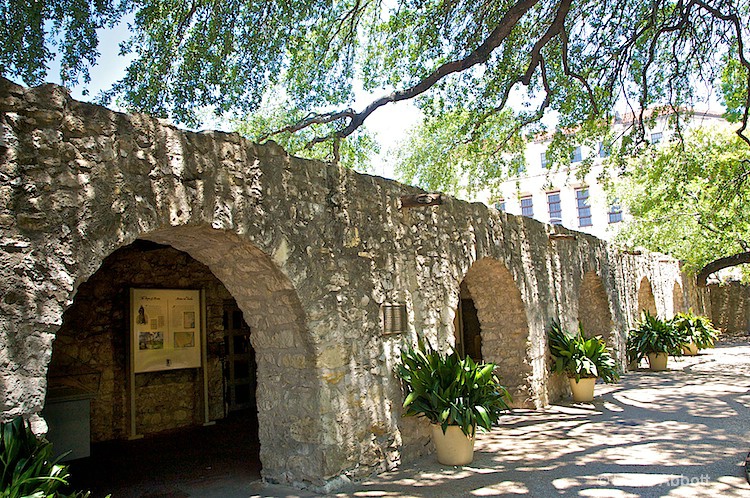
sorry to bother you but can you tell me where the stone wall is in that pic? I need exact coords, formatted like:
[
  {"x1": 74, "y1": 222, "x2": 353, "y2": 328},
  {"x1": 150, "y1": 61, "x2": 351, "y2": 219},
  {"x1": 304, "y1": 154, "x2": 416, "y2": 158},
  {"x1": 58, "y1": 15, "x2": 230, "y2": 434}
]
[
  {"x1": 0, "y1": 78, "x2": 699, "y2": 491},
  {"x1": 704, "y1": 282, "x2": 750, "y2": 337}
]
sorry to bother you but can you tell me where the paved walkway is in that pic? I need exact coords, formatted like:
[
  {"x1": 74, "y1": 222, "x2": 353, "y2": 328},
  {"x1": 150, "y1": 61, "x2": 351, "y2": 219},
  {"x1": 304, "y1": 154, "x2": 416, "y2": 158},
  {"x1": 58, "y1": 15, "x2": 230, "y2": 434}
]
[{"x1": 248, "y1": 341, "x2": 750, "y2": 497}]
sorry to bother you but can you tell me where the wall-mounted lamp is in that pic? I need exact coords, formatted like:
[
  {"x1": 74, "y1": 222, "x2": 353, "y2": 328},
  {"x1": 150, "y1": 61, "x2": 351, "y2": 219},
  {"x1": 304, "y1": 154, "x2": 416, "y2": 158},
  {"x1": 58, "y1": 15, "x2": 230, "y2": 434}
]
[{"x1": 381, "y1": 304, "x2": 407, "y2": 335}]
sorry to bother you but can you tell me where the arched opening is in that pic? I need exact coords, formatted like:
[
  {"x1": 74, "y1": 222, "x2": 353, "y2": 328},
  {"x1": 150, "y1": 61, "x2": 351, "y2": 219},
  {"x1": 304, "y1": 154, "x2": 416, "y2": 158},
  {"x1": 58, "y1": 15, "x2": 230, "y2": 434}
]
[
  {"x1": 673, "y1": 281, "x2": 686, "y2": 316},
  {"x1": 453, "y1": 281, "x2": 483, "y2": 362},
  {"x1": 638, "y1": 277, "x2": 658, "y2": 316},
  {"x1": 577, "y1": 272, "x2": 614, "y2": 343},
  {"x1": 458, "y1": 258, "x2": 532, "y2": 407},
  {"x1": 43, "y1": 227, "x2": 317, "y2": 493}
]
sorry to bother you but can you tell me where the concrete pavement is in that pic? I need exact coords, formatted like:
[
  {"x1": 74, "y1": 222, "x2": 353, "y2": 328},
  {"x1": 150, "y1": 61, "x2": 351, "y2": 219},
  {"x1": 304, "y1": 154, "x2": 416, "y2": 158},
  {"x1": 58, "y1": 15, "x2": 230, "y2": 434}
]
[{"x1": 249, "y1": 340, "x2": 750, "y2": 497}]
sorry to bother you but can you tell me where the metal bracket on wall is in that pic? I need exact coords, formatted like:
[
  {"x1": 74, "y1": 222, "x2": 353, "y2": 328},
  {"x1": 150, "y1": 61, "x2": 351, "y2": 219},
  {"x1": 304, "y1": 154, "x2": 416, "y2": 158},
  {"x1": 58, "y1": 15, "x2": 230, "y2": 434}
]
[
  {"x1": 548, "y1": 233, "x2": 577, "y2": 241},
  {"x1": 400, "y1": 193, "x2": 443, "y2": 209}
]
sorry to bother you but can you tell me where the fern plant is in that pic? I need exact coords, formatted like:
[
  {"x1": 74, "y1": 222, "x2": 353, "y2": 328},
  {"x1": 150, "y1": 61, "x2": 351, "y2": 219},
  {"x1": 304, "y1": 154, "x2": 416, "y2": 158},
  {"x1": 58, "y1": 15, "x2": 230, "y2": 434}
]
[
  {"x1": 396, "y1": 340, "x2": 511, "y2": 437},
  {"x1": 548, "y1": 321, "x2": 620, "y2": 383}
]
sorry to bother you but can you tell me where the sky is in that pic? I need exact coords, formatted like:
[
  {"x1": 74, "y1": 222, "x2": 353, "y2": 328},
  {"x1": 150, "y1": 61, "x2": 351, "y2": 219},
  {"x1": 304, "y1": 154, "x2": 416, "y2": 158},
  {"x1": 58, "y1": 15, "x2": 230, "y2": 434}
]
[{"x1": 40, "y1": 20, "x2": 422, "y2": 181}]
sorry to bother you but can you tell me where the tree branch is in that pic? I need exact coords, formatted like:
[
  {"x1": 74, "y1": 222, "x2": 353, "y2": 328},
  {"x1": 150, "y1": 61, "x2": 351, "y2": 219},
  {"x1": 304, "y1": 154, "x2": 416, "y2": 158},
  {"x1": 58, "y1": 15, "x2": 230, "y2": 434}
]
[
  {"x1": 691, "y1": 0, "x2": 750, "y2": 146},
  {"x1": 262, "y1": 0, "x2": 542, "y2": 149},
  {"x1": 520, "y1": 0, "x2": 572, "y2": 85},
  {"x1": 696, "y1": 251, "x2": 750, "y2": 286}
]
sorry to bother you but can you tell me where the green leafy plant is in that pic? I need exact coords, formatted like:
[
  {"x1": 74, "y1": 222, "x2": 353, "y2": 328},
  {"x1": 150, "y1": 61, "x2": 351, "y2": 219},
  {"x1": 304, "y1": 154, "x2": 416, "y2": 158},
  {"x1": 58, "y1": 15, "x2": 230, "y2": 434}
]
[
  {"x1": 548, "y1": 321, "x2": 620, "y2": 383},
  {"x1": 396, "y1": 340, "x2": 511, "y2": 437},
  {"x1": 627, "y1": 311, "x2": 684, "y2": 363},
  {"x1": 0, "y1": 416, "x2": 90, "y2": 498},
  {"x1": 671, "y1": 310, "x2": 721, "y2": 350}
]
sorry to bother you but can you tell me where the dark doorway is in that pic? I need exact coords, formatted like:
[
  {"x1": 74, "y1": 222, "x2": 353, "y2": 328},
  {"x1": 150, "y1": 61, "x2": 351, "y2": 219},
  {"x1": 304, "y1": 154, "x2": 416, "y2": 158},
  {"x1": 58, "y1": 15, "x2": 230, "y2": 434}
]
[{"x1": 454, "y1": 283, "x2": 483, "y2": 362}]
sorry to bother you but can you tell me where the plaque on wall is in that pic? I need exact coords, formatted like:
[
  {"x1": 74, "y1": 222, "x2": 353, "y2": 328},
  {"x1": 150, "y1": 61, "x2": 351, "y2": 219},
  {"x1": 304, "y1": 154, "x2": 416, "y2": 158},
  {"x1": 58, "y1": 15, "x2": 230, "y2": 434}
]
[{"x1": 131, "y1": 289, "x2": 202, "y2": 373}]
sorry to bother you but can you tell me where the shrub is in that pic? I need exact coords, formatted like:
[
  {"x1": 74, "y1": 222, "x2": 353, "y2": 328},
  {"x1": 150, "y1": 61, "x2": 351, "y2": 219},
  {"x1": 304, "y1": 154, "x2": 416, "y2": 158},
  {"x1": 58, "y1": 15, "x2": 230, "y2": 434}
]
[
  {"x1": 0, "y1": 416, "x2": 90, "y2": 498},
  {"x1": 396, "y1": 340, "x2": 511, "y2": 437},
  {"x1": 627, "y1": 311, "x2": 683, "y2": 363},
  {"x1": 671, "y1": 310, "x2": 720, "y2": 350},
  {"x1": 548, "y1": 321, "x2": 619, "y2": 383}
]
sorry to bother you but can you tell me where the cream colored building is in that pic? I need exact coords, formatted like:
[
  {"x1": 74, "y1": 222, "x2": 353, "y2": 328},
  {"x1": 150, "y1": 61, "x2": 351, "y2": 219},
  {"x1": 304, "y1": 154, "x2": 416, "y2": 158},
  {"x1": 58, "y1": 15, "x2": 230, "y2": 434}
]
[{"x1": 479, "y1": 110, "x2": 729, "y2": 240}]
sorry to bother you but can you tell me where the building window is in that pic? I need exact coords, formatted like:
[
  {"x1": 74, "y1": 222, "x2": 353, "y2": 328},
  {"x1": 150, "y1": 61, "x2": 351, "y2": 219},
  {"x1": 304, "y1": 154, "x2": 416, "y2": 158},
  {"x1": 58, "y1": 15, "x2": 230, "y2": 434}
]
[
  {"x1": 608, "y1": 202, "x2": 623, "y2": 224},
  {"x1": 571, "y1": 146, "x2": 583, "y2": 163},
  {"x1": 576, "y1": 188, "x2": 592, "y2": 227},
  {"x1": 520, "y1": 196, "x2": 534, "y2": 217},
  {"x1": 547, "y1": 192, "x2": 562, "y2": 224},
  {"x1": 598, "y1": 142, "x2": 610, "y2": 158},
  {"x1": 495, "y1": 199, "x2": 506, "y2": 211},
  {"x1": 651, "y1": 132, "x2": 663, "y2": 144},
  {"x1": 541, "y1": 152, "x2": 549, "y2": 169}
]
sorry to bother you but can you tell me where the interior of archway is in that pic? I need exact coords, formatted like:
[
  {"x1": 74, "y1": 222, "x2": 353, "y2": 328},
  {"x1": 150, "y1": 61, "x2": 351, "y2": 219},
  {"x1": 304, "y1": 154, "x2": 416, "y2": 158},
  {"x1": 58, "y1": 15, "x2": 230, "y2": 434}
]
[
  {"x1": 45, "y1": 240, "x2": 260, "y2": 493},
  {"x1": 577, "y1": 272, "x2": 614, "y2": 343},
  {"x1": 453, "y1": 281, "x2": 483, "y2": 362},
  {"x1": 638, "y1": 277, "x2": 658, "y2": 317},
  {"x1": 460, "y1": 258, "x2": 533, "y2": 408},
  {"x1": 45, "y1": 227, "x2": 316, "y2": 493}
]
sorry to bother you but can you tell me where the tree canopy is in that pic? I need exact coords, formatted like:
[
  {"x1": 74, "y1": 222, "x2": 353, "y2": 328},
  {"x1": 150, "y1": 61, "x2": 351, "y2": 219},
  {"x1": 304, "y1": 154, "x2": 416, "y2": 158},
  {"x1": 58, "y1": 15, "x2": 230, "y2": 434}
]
[
  {"x1": 2, "y1": 0, "x2": 749, "y2": 165},
  {"x1": 612, "y1": 127, "x2": 750, "y2": 275}
]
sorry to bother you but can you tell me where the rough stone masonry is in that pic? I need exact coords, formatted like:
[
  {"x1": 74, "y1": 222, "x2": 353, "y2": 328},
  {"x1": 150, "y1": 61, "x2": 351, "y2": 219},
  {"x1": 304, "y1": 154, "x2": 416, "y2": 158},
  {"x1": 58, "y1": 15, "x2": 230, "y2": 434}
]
[{"x1": 0, "y1": 78, "x2": 703, "y2": 491}]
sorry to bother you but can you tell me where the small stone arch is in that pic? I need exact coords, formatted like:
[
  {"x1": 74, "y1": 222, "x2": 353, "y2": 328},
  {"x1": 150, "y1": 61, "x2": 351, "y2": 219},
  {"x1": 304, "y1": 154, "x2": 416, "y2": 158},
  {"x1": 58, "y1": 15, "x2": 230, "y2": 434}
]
[
  {"x1": 460, "y1": 258, "x2": 533, "y2": 407},
  {"x1": 673, "y1": 281, "x2": 686, "y2": 316},
  {"x1": 577, "y1": 272, "x2": 614, "y2": 342},
  {"x1": 638, "y1": 277, "x2": 658, "y2": 316}
]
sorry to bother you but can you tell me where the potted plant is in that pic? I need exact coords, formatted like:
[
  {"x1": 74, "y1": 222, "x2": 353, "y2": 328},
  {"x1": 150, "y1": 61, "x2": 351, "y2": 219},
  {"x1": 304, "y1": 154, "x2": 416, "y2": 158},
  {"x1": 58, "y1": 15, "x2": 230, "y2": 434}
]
[
  {"x1": 671, "y1": 310, "x2": 720, "y2": 355},
  {"x1": 627, "y1": 311, "x2": 683, "y2": 370},
  {"x1": 396, "y1": 340, "x2": 511, "y2": 466},
  {"x1": 548, "y1": 321, "x2": 619, "y2": 402}
]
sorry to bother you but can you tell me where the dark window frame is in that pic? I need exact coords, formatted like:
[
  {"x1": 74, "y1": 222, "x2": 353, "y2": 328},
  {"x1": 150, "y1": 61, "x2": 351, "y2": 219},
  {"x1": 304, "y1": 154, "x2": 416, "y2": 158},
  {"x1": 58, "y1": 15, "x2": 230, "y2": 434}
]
[
  {"x1": 520, "y1": 196, "x2": 534, "y2": 217},
  {"x1": 576, "y1": 188, "x2": 592, "y2": 227}
]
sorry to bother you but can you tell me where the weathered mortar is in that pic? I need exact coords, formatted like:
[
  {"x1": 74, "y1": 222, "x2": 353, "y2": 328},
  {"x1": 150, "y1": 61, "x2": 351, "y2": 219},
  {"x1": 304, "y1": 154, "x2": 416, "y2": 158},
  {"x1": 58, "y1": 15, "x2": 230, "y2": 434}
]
[{"x1": 0, "y1": 78, "x2": 698, "y2": 490}]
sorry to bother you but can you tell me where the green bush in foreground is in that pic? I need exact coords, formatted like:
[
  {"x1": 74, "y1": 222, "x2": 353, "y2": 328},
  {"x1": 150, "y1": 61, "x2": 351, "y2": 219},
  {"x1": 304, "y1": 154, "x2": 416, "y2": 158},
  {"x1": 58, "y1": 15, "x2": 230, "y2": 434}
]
[{"x1": 1, "y1": 416, "x2": 90, "y2": 498}]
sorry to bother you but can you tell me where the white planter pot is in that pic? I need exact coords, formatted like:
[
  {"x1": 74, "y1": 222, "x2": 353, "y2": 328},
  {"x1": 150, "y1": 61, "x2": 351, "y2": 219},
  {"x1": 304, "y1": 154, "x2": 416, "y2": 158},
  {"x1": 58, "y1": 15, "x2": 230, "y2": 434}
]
[
  {"x1": 647, "y1": 352, "x2": 669, "y2": 371},
  {"x1": 431, "y1": 424, "x2": 475, "y2": 466},
  {"x1": 569, "y1": 377, "x2": 596, "y2": 402}
]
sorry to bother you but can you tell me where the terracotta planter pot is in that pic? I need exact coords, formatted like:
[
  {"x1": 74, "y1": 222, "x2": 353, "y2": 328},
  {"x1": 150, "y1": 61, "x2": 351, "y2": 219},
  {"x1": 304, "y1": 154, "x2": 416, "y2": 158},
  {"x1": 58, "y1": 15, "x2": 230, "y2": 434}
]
[
  {"x1": 569, "y1": 377, "x2": 596, "y2": 402},
  {"x1": 431, "y1": 424, "x2": 475, "y2": 466},
  {"x1": 647, "y1": 352, "x2": 669, "y2": 371},
  {"x1": 682, "y1": 342, "x2": 699, "y2": 356}
]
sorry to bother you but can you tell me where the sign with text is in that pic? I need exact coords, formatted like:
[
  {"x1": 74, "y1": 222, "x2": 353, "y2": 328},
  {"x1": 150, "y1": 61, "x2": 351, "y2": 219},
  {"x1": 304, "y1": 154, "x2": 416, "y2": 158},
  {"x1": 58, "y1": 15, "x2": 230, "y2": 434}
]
[{"x1": 131, "y1": 289, "x2": 202, "y2": 373}]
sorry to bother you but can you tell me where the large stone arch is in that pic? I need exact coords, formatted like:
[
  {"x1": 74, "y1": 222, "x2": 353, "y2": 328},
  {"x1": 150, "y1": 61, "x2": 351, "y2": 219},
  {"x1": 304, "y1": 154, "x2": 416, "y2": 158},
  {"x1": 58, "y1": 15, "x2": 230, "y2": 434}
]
[
  {"x1": 460, "y1": 258, "x2": 533, "y2": 408},
  {"x1": 577, "y1": 271, "x2": 614, "y2": 343},
  {"x1": 638, "y1": 277, "x2": 658, "y2": 316},
  {"x1": 47, "y1": 226, "x2": 320, "y2": 484}
]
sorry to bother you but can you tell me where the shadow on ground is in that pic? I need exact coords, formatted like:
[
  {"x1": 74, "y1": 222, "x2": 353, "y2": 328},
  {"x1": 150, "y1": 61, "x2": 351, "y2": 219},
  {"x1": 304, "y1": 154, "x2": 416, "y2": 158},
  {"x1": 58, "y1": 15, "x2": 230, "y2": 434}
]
[
  {"x1": 63, "y1": 343, "x2": 750, "y2": 497},
  {"x1": 66, "y1": 410, "x2": 261, "y2": 498},
  {"x1": 332, "y1": 341, "x2": 750, "y2": 498}
]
